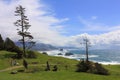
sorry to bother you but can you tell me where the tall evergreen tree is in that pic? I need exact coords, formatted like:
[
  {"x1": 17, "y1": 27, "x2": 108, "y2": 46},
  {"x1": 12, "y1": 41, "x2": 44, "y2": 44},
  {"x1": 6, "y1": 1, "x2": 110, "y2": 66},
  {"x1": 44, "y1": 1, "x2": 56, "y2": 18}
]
[
  {"x1": 14, "y1": 5, "x2": 34, "y2": 57},
  {"x1": 4, "y1": 37, "x2": 22, "y2": 58},
  {"x1": 0, "y1": 34, "x2": 4, "y2": 50},
  {"x1": 4, "y1": 37, "x2": 16, "y2": 51}
]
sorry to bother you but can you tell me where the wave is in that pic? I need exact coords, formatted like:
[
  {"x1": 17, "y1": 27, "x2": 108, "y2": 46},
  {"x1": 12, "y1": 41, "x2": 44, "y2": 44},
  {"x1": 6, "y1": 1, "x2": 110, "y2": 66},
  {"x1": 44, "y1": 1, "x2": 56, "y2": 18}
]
[
  {"x1": 74, "y1": 54, "x2": 99, "y2": 58},
  {"x1": 40, "y1": 50, "x2": 99, "y2": 60},
  {"x1": 41, "y1": 50, "x2": 68, "y2": 55},
  {"x1": 39, "y1": 50, "x2": 120, "y2": 65},
  {"x1": 94, "y1": 61, "x2": 120, "y2": 65}
]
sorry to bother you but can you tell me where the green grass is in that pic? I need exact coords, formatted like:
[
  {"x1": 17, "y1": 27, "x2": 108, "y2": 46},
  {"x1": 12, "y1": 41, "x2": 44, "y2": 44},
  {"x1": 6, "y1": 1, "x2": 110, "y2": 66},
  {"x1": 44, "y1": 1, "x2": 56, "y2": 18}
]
[
  {"x1": 0, "y1": 51, "x2": 16, "y2": 69},
  {"x1": 0, "y1": 69, "x2": 120, "y2": 80},
  {"x1": 0, "y1": 50, "x2": 120, "y2": 80}
]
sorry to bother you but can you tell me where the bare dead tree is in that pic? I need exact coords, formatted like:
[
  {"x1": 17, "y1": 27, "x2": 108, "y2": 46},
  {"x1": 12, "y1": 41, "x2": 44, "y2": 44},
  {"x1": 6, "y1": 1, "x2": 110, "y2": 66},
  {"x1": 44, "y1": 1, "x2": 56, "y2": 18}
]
[{"x1": 81, "y1": 36, "x2": 91, "y2": 62}]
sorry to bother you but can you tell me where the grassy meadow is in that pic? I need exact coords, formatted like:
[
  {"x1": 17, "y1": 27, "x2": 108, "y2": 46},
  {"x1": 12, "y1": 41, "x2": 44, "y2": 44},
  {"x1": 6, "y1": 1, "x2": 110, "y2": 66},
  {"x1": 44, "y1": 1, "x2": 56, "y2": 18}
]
[{"x1": 0, "y1": 50, "x2": 120, "y2": 80}]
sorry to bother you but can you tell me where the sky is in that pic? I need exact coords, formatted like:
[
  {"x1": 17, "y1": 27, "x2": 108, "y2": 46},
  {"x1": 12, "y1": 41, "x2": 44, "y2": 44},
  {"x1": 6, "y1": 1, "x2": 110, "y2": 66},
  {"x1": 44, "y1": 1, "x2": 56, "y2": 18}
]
[
  {"x1": 0, "y1": 0, "x2": 120, "y2": 48},
  {"x1": 43, "y1": 0, "x2": 120, "y2": 35}
]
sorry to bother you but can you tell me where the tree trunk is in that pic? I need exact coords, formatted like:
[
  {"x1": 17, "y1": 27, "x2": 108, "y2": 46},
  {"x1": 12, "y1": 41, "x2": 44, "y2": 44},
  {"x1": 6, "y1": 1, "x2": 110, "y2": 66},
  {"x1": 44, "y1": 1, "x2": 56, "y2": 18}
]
[{"x1": 86, "y1": 40, "x2": 89, "y2": 62}]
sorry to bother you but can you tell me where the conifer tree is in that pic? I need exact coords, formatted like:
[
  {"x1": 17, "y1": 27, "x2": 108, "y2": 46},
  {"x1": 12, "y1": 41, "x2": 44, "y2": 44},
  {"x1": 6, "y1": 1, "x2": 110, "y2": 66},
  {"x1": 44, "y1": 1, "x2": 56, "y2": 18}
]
[
  {"x1": 0, "y1": 34, "x2": 4, "y2": 50},
  {"x1": 4, "y1": 37, "x2": 22, "y2": 58},
  {"x1": 14, "y1": 5, "x2": 34, "y2": 57},
  {"x1": 4, "y1": 37, "x2": 16, "y2": 51}
]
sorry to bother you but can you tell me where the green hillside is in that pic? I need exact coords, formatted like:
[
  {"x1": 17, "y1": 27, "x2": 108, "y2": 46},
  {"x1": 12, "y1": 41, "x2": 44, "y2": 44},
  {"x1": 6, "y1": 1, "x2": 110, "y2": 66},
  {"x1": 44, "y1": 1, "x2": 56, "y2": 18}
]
[{"x1": 0, "y1": 50, "x2": 120, "y2": 80}]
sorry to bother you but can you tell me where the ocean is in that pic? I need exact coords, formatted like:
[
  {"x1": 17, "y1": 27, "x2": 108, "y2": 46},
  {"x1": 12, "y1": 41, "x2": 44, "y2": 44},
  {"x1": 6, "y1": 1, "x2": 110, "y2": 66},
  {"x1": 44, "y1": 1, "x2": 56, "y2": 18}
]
[
  {"x1": 70, "y1": 49, "x2": 120, "y2": 64},
  {"x1": 42, "y1": 49, "x2": 120, "y2": 65}
]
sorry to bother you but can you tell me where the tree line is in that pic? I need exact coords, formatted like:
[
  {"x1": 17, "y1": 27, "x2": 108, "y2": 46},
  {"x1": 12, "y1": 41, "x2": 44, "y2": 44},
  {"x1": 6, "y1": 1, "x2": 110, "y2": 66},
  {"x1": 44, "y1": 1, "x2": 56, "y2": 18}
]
[{"x1": 0, "y1": 34, "x2": 22, "y2": 58}]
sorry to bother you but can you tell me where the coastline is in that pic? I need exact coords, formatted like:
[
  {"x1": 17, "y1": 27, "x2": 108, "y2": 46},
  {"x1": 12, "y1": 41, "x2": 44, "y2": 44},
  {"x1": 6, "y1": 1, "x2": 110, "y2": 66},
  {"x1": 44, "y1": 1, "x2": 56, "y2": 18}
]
[{"x1": 38, "y1": 49, "x2": 120, "y2": 65}]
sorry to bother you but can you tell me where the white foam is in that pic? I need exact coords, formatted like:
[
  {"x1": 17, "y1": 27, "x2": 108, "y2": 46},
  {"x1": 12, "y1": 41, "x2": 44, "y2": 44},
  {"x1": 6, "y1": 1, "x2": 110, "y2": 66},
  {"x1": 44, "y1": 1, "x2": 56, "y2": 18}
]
[
  {"x1": 39, "y1": 50, "x2": 68, "y2": 55},
  {"x1": 74, "y1": 54, "x2": 99, "y2": 59},
  {"x1": 98, "y1": 61, "x2": 120, "y2": 65},
  {"x1": 46, "y1": 50, "x2": 60, "y2": 55}
]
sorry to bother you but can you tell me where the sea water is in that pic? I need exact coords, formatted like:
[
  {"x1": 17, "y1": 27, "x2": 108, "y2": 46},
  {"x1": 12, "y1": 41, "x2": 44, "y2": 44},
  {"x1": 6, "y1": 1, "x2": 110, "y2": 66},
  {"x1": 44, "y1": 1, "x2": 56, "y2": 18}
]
[
  {"x1": 41, "y1": 49, "x2": 120, "y2": 65},
  {"x1": 69, "y1": 49, "x2": 120, "y2": 65}
]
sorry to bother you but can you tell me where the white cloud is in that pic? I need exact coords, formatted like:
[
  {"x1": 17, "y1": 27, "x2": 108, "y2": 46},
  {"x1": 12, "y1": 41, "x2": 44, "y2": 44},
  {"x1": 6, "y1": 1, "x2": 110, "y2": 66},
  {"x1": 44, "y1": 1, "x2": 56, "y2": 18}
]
[
  {"x1": 66, "y1": 30, "x2": 120, "y2": 49},
  {"x1": 0, "y1": 0, "x2": 68, "y2": 46}
]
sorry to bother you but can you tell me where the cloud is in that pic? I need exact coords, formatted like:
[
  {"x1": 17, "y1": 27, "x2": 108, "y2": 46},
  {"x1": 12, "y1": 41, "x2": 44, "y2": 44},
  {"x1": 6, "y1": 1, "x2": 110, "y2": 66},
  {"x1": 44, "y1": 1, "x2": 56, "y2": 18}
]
[
  {"x1": 0, "y1": 0, "x2": 69, "y2": 46},
  {"x1": 66, "y1": 30, "x2": 120, "y2": 49},
  {"x1": 78, "y1": 17, "x2": 120, "y2": 32}
]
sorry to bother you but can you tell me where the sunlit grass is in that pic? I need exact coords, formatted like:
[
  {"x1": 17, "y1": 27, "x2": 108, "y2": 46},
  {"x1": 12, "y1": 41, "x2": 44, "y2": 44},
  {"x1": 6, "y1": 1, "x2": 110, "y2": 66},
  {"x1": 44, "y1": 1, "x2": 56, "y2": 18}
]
[{"x1": 0, "y1": 50, "x2": 120, "y2": 80}]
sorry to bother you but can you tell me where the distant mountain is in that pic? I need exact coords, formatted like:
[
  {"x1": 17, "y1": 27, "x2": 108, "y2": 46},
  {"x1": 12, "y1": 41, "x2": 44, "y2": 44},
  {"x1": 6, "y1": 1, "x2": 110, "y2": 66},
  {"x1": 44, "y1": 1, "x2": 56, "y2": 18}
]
[
  {"x1": 32, "y1": 43, "x2": 58, "y2": 51},
  {"x1": 15, "y1": 42, "x2": 58, "y2": 51},
  {"x1": 58, "y1": 46, "x2": 79, "y2": 50}
]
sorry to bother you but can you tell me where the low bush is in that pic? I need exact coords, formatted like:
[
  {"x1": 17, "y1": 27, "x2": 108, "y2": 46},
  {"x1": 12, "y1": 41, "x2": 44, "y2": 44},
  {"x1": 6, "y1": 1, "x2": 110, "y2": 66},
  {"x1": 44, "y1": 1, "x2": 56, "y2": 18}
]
[
  {"x1": 52, "y1": 65, "x2": 58, "y2": 71},
  {"x1": 93, "y1": 63, "x2": 109, "y2": 75},
  {"x1": 76, "y1": 60, "x2": 88, "y2": 72},
  {"x1": 27, "y1": 50, "x2": 37, "y2": 58},
  {"x1": 42, "y1": 52, "x2": 48, "y2": 55},
  {"x1": 45, "y1": 61, "x2": 50, "y2": 71},
  {"x1": 76, "y1": 60, "x2": 109, "y2": 75},
  {"x1": 23, "y1": 59, "x2": 28, "y2": 69}
]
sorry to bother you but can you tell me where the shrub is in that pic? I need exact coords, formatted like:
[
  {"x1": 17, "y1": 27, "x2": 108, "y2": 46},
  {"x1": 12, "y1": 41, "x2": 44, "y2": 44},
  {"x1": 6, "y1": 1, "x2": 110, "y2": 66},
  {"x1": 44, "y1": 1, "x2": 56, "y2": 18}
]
[
  {"x1": 27, "y1": 50, "x2": 37, "y2": 58},
  {"x1": 42, "y1": 52, "x2": 48, "y2": 55},
  {"x1": 76, "y1": 60, "x2": 88, "y2": 72},
  {"x1": 45, "y1": 61, "x2": 50, "y2": 71},
  {"x1": 13, "y1": 47, "x2": 23, "y2": 59},
  {"x1": 23, "y1": 59, "x2": 28, "y2": 69},
  {"x1": 52, "y1": 65, "x2": 58, "y2": 71},
  {"x1": 76, "y1": 60, "x2": 109, "y2": 75},
  {"x1": 93, "y1": 63, "x2": 109, "y2": 75}
]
